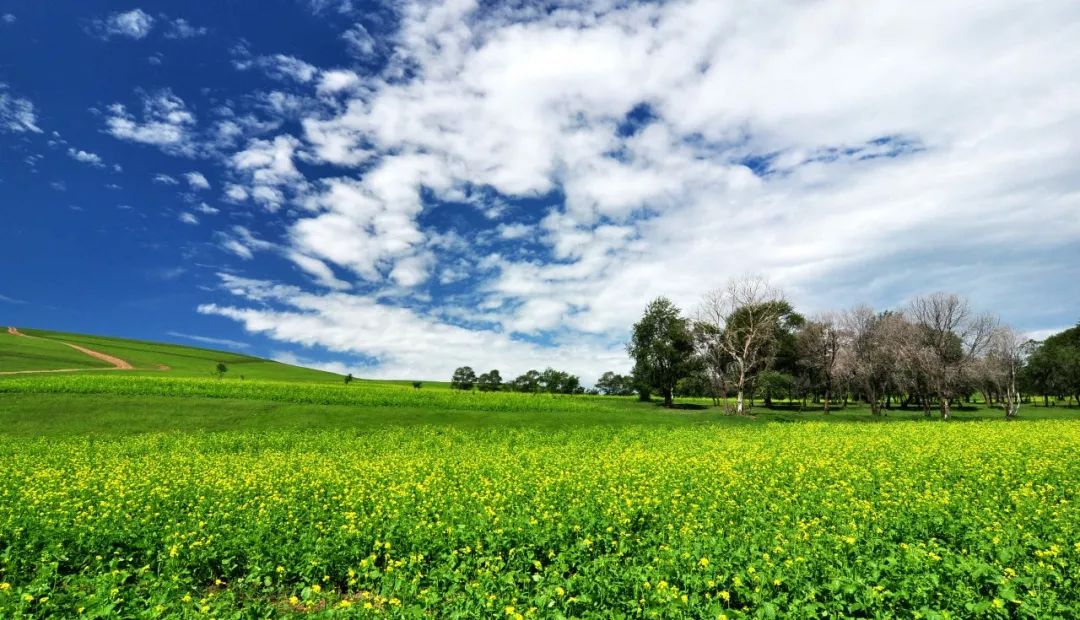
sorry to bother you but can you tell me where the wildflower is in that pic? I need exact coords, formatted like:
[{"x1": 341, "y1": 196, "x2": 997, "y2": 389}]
[
  {"x1": 311, "y1": 584, "x2": 321, "y2": 594},
  {"x1": 719, "y1": 590, "x2": 730, "y2": 602},
  {"x1": 699, "y1": 557, "x2": 710, "y2": 568},
  {"x1": 555, "y1": 586, "x2": 565, "y2": 597},
  {"x1": 0, "y1": 582, "x2": 9, "y2": 591},
  {"x1": 289, "y1": 595, "x2": 299, "y2": 605}
]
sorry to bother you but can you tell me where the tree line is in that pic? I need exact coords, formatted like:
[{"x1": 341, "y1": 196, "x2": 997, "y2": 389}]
[
  {"x1": 450, "y1": 366, "x2": 584, "y2": 394},
  {"x1": 623, "y1": 275, "x2": 1079, "y2": 419}
]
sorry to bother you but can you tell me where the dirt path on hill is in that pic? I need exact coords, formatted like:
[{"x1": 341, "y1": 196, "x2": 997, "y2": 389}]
[{"x1": 3, "y1": 326, "x2": 136, "y2": 374}]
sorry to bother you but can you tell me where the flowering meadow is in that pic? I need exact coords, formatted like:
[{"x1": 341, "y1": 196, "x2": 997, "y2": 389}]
[{"x1": 1, "y1": 420, "x2": 1078, "y2": 618}]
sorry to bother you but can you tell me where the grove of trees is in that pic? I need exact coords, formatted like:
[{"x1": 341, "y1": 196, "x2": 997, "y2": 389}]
[
  {"x1": 622, "y1": 276, "x2": 1079, "y2": 419},
  {"x1": 451, "y1": 366, "x2": 584, "y2": 395}
]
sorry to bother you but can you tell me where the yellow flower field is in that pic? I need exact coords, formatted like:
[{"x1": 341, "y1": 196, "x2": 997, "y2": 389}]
[{"x1": 1, "y1": 421, "x2": 1078, "y2": 617}]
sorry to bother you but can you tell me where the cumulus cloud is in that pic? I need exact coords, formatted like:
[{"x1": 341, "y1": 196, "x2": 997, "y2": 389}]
[
  {"x1": 229, "y1": 135, "x2": 305, "y2": 211},
  {"x1": 0, "y1": 84, "x2": 41, "y2": 133},
  {"x1": 67, "y1": 148, "x2": 105, "y2": 167},
  {"x1": 184, "y1": 171, "x2": 210, "y2": 190},
  {"x1": 179, "y1": 212, "x2": 199, "y2": 225},
  {"x1": 195, "y1": 0, "x2": 1079, "y2": 379},
  {"x1": 317, "y1": 70, "x2": 361, "y2": 94},
  {"x1": 97, "y1": 8, "x2": 155, "y2": 39},
  {"x1": 104, "y1": 89, "x2": 196, "y2": 155}
]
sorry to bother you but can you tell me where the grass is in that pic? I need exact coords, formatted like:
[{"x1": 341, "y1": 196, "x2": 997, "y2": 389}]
[
  {"x1": 1, "y1": 379, "x2": 1077, "y2": 439},
  {"x1": 9, "y1": 327, "x2": 343, "y2": 382},
  {"x1": 0, "y1": 330, "x2": 111, "y2": 372}
]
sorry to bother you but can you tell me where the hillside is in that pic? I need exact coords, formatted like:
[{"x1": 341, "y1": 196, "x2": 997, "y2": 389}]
[{"x1": 1, "y1": 326, "x2": 342, "y2": 383}]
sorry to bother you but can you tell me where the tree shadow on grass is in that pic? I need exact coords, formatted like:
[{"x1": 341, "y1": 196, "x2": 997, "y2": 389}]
[{"x1": 664, "y1": 403, "x2": 709, "y2": 411}]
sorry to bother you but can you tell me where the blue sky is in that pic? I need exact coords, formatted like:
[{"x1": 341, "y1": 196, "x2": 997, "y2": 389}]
[{"x1": 1, "y1": 0, "x2": 1078, "y2": 381}]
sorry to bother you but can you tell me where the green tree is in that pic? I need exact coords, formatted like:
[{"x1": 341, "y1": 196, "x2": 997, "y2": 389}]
[
  {"x1": 1023, "y1": 322, "x2": 1080, "y2": 406},
  {"x1": 215, "y1": 362, "x2": 228, "y2": 379},
  {"x1": 450, "y1": 366, "x2": 477, "y2": 391},
  {"x1": 476, "y1": 369, "x2": 503, "y2": 392},
  {"x1": 511, "y1": 370, "x2": 541, "y2": 393},
  {"x1": 628, "y1": 297, "x2": 696, "y2": 407},
  {"x1": 344, "y1": 373, "x2": 354, "y2": 386},
  {"x1": 756, "y1": 371, "x2": 796, "y2": 408},
  {"x1": 595, "y1": 371, "x2": 635, "y2": 396}
]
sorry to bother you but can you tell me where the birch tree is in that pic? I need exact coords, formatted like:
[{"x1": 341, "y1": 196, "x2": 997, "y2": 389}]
[
  {"x1": 696, "y1": 276, "x2": 794, "y2": 415},
  {"x1": 984, "y1": 326, "x2": 1028, "y2": 418}
]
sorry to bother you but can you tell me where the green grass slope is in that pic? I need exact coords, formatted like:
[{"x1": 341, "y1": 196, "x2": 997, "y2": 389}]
[
  {"x1": 4, "y1": 327, "x2": 342, "y2": 382},
  {"x1": 0, "y1": 329, "x2": 112, "y2": 372}
]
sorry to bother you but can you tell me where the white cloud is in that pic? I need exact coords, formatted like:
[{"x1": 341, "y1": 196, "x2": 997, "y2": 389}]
[
  {"x1": 496, "y1": 223, "x2": 533, "y2": 240},
  {"x1": 0, "y1": 84, "x2": 41, "y2": 133},
  {"x1": 287, "y1": 154, "x2": 454, "y2": 284},
  {"x1": 341, "y1": 24, "x2": 376, "y2": 57},
  {"x1": 216, "y1": 225, "x2": 274, "y2": 260},
  {"x1": 271, "y1": 351, "x2": 354, "y2": 376},
  {"x1": 184, "y1": 171, "x2": 210, "y2": 190},
  {"x1": 153, "y1": 173, "x2": 179, "y2": 185},
  {"x1": 198, "y1": 274, "x2": 626, "y2": 382},
  {"x1": 317, "y1": 69, "x2": 361, "y2": 94},
  {"x1": 195, "y1": 202, "x2": 220, "y2": 215},
  {"x1": 223, "y1": 184, "x2": 248, "y2": 202},
  {"x1": 287, "y1": 252, "x2": 352, "y2": 290},
  {"x1": 166, "y1": 331, "x2": 249, "y2": 349},
  {"x1": 198, "y1": 0, "x2": 1080, "y2": 379},
  {"x1": 229, "y1": 135, "x2": 305, "y2": 211},
  {"x1": 179, "y1": 212, "x2": 199, "y2": 225},
  {"x1": 236, "y1": 51, "x2": 319, "y2": 83},
  {"x1": 105, "y1": 89, "x2": 196, "y2": 155},
  {"x1": 67, "y1": 148, "x2": 104, "y2": 167},
  {"x1": 164, "y1": 18, "x2": 207, "y2": 39},
  {"x1": 2, "y1": 14, "x2": 16, "y2": 24},
  {"x1": 98, "y1": 9, "x2": 154, "y2": 39}
]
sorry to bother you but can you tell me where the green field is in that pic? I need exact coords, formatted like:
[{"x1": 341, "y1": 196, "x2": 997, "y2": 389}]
[
  {"x1": 2, "y1": 329, "x2": 1079, "y2": 618},
  {"x1": 3, "y1": 328, "x2": 343, "y2": 382},
  {"x1": 0, "y1": 330, "x2": 112, "y2": 372}
]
